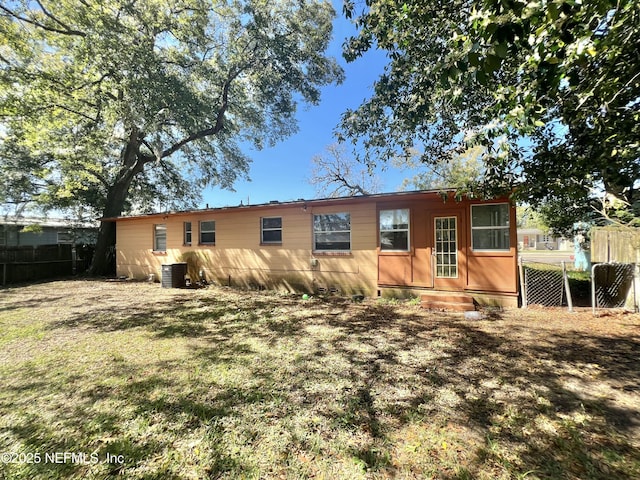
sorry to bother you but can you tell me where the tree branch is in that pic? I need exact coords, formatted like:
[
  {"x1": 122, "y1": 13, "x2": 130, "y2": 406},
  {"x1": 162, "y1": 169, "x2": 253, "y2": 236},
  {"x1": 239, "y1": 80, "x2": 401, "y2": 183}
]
[
  {"x1": 50, "y1": 104, "x2": 98, "y2": 123},
  {"x1": 35, "y1": 0, "x2": 83, "y2": 35},
  {"x1": 78, "y1": 166, "x2": 110, "y2": 189},
  {"x1": 331, "y1": 171, "x2": 369, "y2": 196},
  {"x1": 160, "y1": 73, "x2": 235, "y2": 159},
  {"x1": 0, "y1": 4, "x2": 86, "y2": 37}
]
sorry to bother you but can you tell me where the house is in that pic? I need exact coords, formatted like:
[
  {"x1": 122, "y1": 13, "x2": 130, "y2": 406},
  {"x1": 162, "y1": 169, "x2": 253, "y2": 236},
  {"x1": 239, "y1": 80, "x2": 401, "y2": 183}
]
[
  {"x1": 517, "y1": 228, "x2": 571, "y2": 251},
  {"x1": 111, "y1": 190, "x2": 519, "y2": 307},
  {"x1": 0, "y1": 216, "x2": 98, "y2": 247},
  {"x1": 0, "y1": 216, "x2": 98, "y2": 284}
]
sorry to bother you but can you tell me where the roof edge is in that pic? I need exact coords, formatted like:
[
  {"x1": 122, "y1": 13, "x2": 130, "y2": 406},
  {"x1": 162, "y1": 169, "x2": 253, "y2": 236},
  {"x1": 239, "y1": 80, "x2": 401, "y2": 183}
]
[{"x1": 103, "y1": 188, "x2": 486, "y2": 222}]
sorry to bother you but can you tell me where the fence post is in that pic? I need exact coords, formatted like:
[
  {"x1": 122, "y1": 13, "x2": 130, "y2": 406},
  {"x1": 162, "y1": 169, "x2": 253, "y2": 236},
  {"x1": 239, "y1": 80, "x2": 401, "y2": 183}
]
[
  {"x1": 518, "y1": 256, "x2": 527, "y2": 308},
  {"x1": 634, "y1": 264, "x2": 639, "y2": 313},
  {"x1": 562, "y1": 261, "x2": 573, "y2": 313},
  {"x1": 591, "y1": 264, "x2": 598, "y2": 316}
]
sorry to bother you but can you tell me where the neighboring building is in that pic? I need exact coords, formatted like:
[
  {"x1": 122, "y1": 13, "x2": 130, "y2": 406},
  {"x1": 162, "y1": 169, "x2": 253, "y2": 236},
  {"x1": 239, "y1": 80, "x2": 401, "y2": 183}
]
[
  {"x1": 517, "y1": 228, "x2": 571, "y2": 251},
  {"x1": 110, "y1": 190, "x2": 519, "y2": 307},
  {"x1": 0, "y1": 216, "x2": 98, "y2": 247}
]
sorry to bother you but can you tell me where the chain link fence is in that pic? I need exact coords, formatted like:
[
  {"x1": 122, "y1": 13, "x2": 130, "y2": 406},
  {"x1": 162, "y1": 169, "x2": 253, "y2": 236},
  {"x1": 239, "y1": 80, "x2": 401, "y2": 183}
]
[
  {"x1": 591, "y1": 263, "x2": 637, "y2": 315},
  {"x1": 519, "y1": 258, "x2": 639, "y2": 315},
  {"x1": 519, "y1": 259, "x2": 571, "y2": 309}
]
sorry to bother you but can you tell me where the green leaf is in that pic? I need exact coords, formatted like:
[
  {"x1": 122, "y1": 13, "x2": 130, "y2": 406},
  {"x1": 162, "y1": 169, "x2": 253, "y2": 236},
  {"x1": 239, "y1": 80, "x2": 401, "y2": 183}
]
[
  {"x1": 475, "y1": 68, "x2": 488, "y2": 84},
  {"x1": 495, "y1": 42, "x2": 508, "y2": 58},
  {"x1": 468, "y1": 52, "x2": 482, "y2": 66},
  {"x1": 485, "y1": 54, "x2": 502, "y2": 73}
]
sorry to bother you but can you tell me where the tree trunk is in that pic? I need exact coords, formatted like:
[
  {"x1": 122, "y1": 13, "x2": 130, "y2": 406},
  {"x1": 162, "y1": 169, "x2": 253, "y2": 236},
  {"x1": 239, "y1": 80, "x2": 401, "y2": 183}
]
[
  {"x1": 89, "y1": 137, "x2": 147, "y2": 275},
  {"x1": 88, "y1": 176, "x2": 134, "y2": 276},
  {"x1": 89, "y1": 126, "x2": 150, "y2": 276},
  {"x1": 90, "y1": 219, "x2": 117, "y2": 276}
]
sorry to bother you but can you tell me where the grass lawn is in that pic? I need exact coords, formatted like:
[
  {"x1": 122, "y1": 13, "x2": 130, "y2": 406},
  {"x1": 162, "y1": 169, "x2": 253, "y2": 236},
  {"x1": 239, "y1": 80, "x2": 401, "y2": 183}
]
[{"x1": 1, "y1": 280, "x2": 639, "y2": 479}]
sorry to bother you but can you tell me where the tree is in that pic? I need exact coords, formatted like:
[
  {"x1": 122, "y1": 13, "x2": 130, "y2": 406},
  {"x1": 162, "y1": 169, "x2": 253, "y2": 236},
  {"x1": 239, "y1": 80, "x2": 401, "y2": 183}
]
[
  {"x1": 400, "y1": 145, "x2": 486, "y2": 191},
  {"x1": 339, "y1": 0, "x2": 639, "y2": 230},
  {"x1": 0, "y1": 0, "x2": 343, "y2": 274},
  {"x1": 516, "y1": 204, "x2": 548, "y2": 230},
  {"x1": 309, "y1": 143, "x2": 382, "y2": 197}
]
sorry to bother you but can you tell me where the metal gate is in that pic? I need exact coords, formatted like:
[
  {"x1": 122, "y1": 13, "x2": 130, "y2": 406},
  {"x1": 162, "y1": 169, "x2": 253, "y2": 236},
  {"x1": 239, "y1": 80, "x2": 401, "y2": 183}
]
[
  {"x1": 519, "y1": 258, "x2": 573, "y2": 310},
  {"x1": 591, "y1": 263, "x2": 637, "y2": 315}
]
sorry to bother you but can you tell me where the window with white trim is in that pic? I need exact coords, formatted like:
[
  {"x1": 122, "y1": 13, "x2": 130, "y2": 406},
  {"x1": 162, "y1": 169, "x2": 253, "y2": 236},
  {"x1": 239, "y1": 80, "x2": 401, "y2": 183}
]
[
  {"x1": 313, "y1": 213, "x2": 350, "y2": 251},
  {"x1": 379, "y1": 209, "x2": 410, "y2": 251},
  {"x1": 184, "y1": 222, "x2": 192, "y2": 246},
  {"x1": 57, "y1": 232, "x2": 73, "y2": 244},
  {"x1": 471, "y1": 204, "x2": 510, "y2": 251},
  {"x1": 154, "y1": 224, "x2": 167, "y2": 251},
  {"x1": 261, "y1": 217, "x2": 282, "y2": 244},
  {"x1": 199, "y1": 220, "x2": 215, "y2": 245}
]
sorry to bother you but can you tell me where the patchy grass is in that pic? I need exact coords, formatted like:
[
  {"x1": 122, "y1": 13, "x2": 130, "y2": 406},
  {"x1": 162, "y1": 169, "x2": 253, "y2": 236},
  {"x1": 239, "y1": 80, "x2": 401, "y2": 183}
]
[{"x1": 0, "y1": 280, "x2": 639, "y2": 479}]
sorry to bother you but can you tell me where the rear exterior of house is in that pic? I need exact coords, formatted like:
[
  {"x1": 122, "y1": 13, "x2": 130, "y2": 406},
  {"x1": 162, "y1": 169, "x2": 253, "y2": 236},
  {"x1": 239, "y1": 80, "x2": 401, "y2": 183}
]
[{"x1": 114, "y1": 190, "x2": 519, "y2": 306}]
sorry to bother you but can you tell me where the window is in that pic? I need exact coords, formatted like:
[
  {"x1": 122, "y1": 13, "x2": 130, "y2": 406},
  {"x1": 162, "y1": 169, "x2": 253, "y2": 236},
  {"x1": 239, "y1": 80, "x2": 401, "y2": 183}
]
[
  {"x1": 261, "y1": 217, "x2": 282, "y2": 244},
  {"x1": 0, "y1": 226, "x2": 6, "y2": 246},
  {"x1": 313, "y1": 213, "x2": 350, "y2": 251},
  {"x1": 57, "y1": 232, "x2": 73, "y2": 244},
  {"x1": 471, "y1": 204, "x2": 510, "y2": 251},
  {"x1": 154, "y1": 224, "x2": 167, "y2": 251},
  {"x1": 199, "y1": 220, "x2": 215, "y2": 245},
  {"x1": 184, "y1": 222, "x2": 192, "y2": 246},
  {"x1": 380, "y1": 209, "x2": 410, "y2": 251}
]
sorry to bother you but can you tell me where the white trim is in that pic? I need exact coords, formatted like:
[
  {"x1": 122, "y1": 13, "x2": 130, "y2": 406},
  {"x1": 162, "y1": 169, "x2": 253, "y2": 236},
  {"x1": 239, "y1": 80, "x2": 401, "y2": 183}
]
[
  {"x1": 261, "y1": 216, "x2": 283, "y2": 244},
  {"x1": 57, "y1": 231, "x2": 74, "y2": 244},
  {"x1": 153, "y1": 224, "x2": 167, "y2": 252},
  {"x1": 199, "y1": 220, "x2": 216, "y2": 245},
  {"x1": 434, "y1": 216, "x2": 459, "y2": 279},
  {"x1": 183, "y1": 221, "x2": 192, "y2": 246},
  {"x1": 379, "y1": 208, "x2": 411, "y2": 252},
  {"x1": 470, "y1": 203, "x2": 510, "y2": 251},
  {"x1": 312, "y1": 212, "x2": 351, "y2": 252}
]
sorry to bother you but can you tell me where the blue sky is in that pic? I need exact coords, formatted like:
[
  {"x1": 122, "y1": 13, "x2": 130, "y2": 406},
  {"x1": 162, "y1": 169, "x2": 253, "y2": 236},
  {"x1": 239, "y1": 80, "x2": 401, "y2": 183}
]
[{"x1": 202, "y1": 2, "x2": 408, "y2": 208}]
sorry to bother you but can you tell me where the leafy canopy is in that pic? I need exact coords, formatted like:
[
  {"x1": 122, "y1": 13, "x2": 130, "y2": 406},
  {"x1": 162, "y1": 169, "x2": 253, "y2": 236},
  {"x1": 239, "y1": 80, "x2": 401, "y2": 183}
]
[
  {"x1": 340, "y1": 0, "x2": 639, "y2": 232},
  {"x1": 0, "y1": 0, "x2": 343, "y2": 216}
]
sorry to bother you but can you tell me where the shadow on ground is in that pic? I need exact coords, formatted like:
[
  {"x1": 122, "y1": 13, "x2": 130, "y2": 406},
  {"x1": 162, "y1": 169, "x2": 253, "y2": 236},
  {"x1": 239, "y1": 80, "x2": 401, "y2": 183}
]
[{"x1": 0, "y1": 280, "x2": 639, "y2": 479}]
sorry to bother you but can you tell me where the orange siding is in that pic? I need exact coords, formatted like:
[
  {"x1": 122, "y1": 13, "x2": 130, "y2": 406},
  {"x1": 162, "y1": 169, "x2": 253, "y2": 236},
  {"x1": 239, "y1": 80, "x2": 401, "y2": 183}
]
[
  {"x1": 375, "y1": 195, "x2": 517, "y2": 299},
  {"x1": 117, "y1": 202, "x2": 379, "y2": 295},
  {"x1": 115, "y1": 192, "x2": 519, "y2": 303},
  {"x1": 378, "y1": 255, "x2": 412, "y2": 285},
  {"x1": 465, "y1": 203, "x2": 518, "y2": 294},
  {"x1": 466, "y1": 255, "x2": 518, "y2": 293}
]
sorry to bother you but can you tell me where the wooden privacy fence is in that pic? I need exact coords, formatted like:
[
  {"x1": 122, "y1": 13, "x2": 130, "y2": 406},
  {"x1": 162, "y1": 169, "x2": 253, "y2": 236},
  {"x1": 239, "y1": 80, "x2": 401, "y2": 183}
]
[
  {"x1": 591, "y1": 227, "x2": 640, "y2": 263},
  {"x1": 590, "y1": 226, "x2": 639, "y2": 313},
  {"x1": 0, "y1": 244, "x2": 92, "y2": 286}
]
